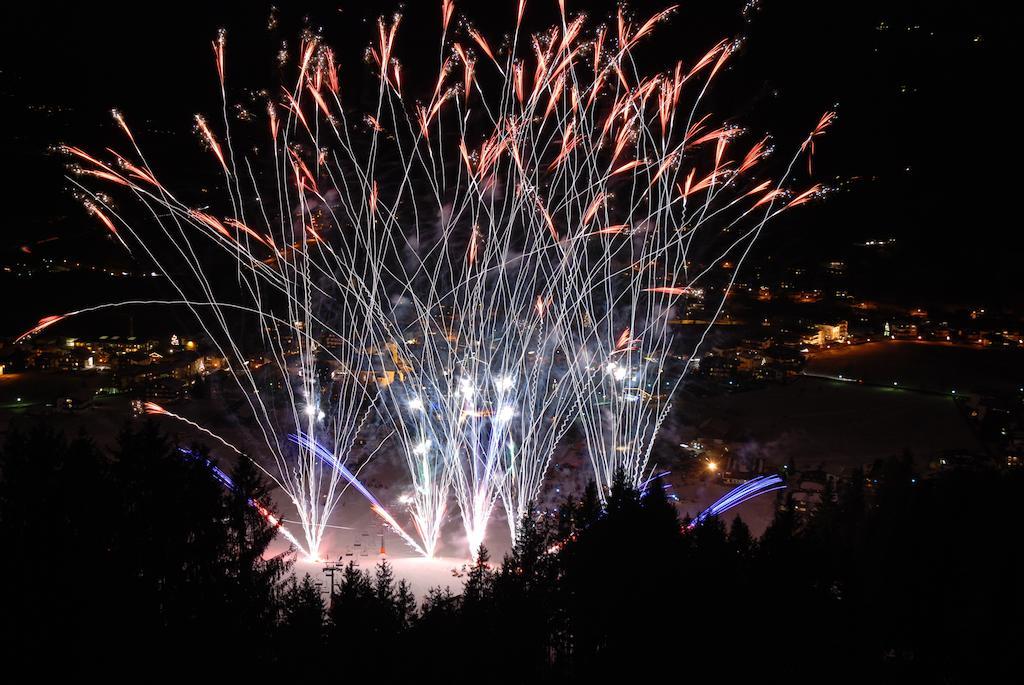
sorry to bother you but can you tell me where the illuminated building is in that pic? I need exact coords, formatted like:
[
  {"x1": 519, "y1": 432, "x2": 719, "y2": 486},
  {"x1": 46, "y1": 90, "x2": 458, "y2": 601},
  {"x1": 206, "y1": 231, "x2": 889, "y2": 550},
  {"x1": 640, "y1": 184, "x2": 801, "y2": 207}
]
[{"x1": 801, "y1": 321, "x2": 848, "y2": 347}]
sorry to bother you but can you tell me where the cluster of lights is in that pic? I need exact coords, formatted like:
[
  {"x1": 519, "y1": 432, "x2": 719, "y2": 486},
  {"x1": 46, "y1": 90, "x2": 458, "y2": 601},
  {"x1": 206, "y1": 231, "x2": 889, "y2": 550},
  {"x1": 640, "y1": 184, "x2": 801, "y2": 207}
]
[
  {"x1": 494, "y1": 375, "x2": 515, "y2": 393},
  {"x1": 458, "y1": 379, "x2": 476, "y2": 401},
  {"x1": 494, "y1": 405, "x2": 516, "y2": 422},
  {"x1": 605, "y1": 362, "x2": 629, "y2": 382}
]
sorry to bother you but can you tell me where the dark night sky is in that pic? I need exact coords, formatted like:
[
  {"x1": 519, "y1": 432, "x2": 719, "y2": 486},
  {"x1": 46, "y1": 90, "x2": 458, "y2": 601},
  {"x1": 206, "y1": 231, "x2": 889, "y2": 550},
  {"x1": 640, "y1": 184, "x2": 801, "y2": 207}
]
[{"x1": 1, "y1": 1, "x2": 1016, "y2": 311}]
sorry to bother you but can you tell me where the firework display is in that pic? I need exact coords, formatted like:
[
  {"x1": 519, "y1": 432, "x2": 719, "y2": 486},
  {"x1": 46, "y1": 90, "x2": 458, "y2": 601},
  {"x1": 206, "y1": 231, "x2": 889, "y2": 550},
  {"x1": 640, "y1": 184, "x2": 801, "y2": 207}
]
[{"x1": 20, "y1": 1, "x2": 832, "y2": 559}]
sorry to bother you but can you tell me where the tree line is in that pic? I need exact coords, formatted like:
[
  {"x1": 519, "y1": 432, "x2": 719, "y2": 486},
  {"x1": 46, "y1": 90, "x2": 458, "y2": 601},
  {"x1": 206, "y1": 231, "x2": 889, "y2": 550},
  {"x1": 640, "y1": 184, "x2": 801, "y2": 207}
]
[{"x1": 0, "y1": 423, "x2": 1019, "y2": 680}]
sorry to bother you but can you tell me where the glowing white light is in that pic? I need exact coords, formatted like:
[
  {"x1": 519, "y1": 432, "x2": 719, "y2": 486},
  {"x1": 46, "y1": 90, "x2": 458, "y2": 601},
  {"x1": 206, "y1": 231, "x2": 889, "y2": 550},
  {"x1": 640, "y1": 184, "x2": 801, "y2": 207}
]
[
  {"x1": 303, "y1": 404, "x2": 317, "y2": 417},
  {"x1": 605, "y1": 362, "x2": 628, "y2": 381},
  {"x1": 494, "y1": 375, "x2": 515, "y2": 393},
  {"x1": 407, "y1": 397, "x2": 424, "y2": 411},
  {"x1": 413, "y1": 439, "x2": 432, "y2": 456},
  {"x1": 494, "y1": 405, "x2": 515, "y2": 422}
]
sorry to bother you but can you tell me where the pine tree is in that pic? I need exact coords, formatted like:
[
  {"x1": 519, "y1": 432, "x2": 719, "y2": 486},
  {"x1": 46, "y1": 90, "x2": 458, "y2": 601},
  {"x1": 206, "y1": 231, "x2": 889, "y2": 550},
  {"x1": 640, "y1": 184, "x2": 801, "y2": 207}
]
[
  {"x1": 374, "y1": 558, "x2": 396, "y2": 606},
  {"x1": 578, "y1": 480, "x2": 602, "y2": 528},
  {"x1": 605, "y1": 466, "x2": 638, "y2": 517},
  {"x1": 329, "y1": 561, "x2": 376, "y2": 676},
  {"x1": 462, "y1": 544, "x2": 493, "y2": 607},
  {"x1": 556, "y1": 496, "x2": 578, "y2": 541},
  {"x1": 761, "y1": 492, "x2": 798, "y2": 555},
  {"x1": 420, "y1": 585, "x2": 457, "y2": 618},
  {"x1": 413, "y1": 586, "x2": 459, "y2": 674},
  {"x1": 507, "y1": 503, "x2": 546, "y2": 585},
  {"x1": 640, "y1": 475, "x2": 680, "y2": 535},
  {"x1": 728, "y1": 515, "x2": 753, "y2": 557},
  {"x1": 223, "y1": 454, "x2": 291, "y2": 654},
  {"x1": 280, "y1": 573, "x2": 326, "y2": 652},
  {"x1": 805, "y1": 476, "x2": 839, "y2": 549},
  {"x1": 395, "y1": 579, "x2": 417, "y2": 630},
  {"x1": 373, "y1": 558, "x2": 399, "y2": 638},
  {"x1": 112, "y1": 424, "x2": 230, "y2": 658},
  {"x1": 335, "y1": 560, "x2": 371, "y2": 606}
]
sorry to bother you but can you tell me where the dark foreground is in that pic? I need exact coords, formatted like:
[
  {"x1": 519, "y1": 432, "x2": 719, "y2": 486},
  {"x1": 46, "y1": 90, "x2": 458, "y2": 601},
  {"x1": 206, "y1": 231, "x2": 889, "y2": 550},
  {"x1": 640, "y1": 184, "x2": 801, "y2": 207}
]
[{"x1": 0, "y1": 423, "x2": 1019, "y2": 680}]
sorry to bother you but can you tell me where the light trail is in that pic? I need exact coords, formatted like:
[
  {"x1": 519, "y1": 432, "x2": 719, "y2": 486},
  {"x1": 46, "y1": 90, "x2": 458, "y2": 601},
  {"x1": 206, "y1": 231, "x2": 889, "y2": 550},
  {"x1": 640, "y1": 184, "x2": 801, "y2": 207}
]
[{"x1": 688, "y1": 475, "x2": 787, "y2": 528}]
